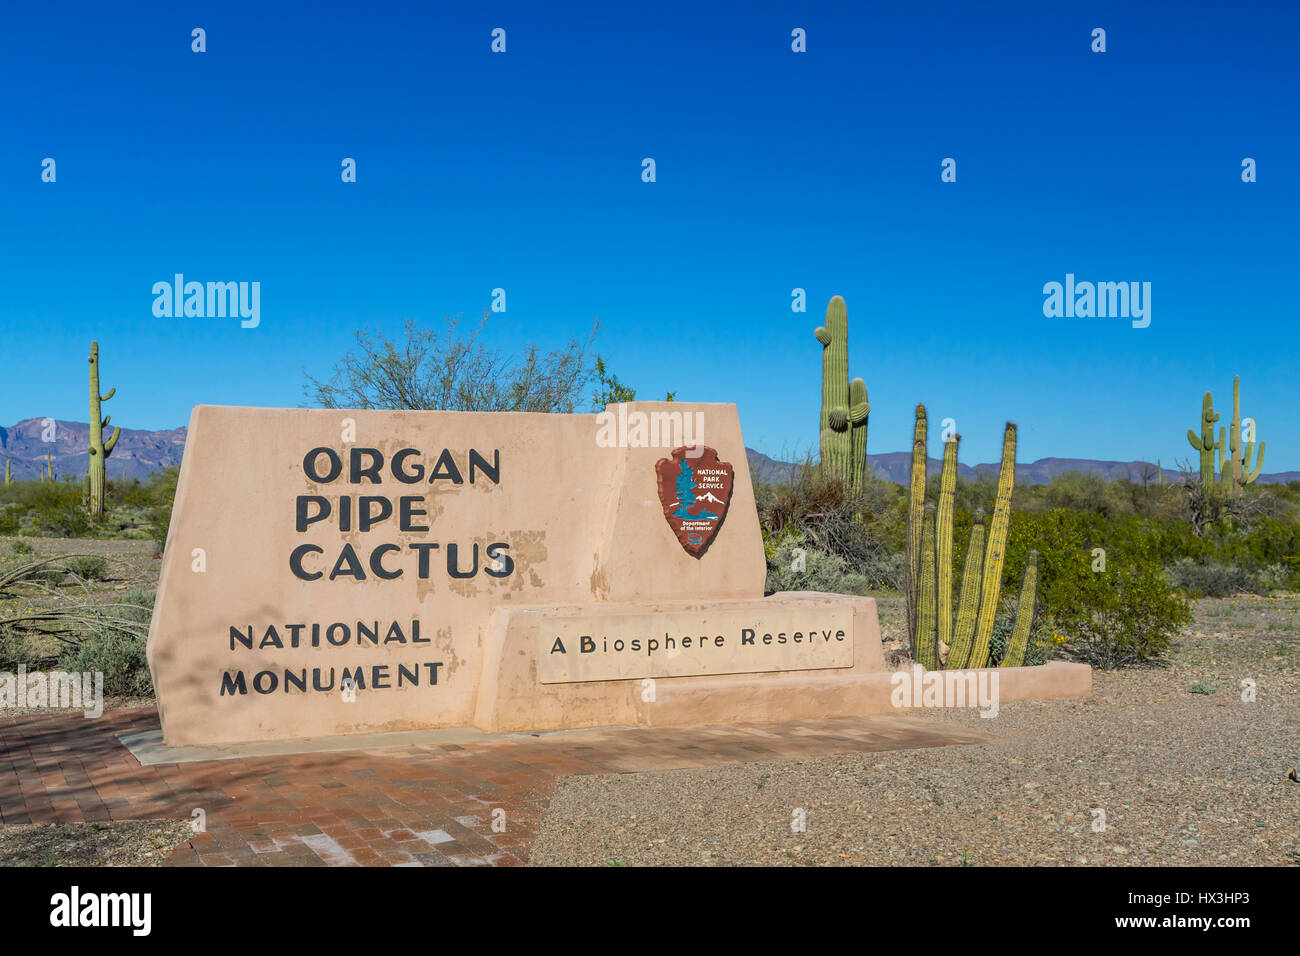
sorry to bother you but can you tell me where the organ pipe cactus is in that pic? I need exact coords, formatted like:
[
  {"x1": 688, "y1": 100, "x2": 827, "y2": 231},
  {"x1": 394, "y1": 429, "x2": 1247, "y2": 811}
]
[
  {"x1": 814, "y1": 296, "x2": 869, "y2": 487},
  {"x1": 905, "y1": 404, "x2": 927, "y2": 653},
  {"x1": 1000, "y1": 551, "x2": 1040, "y2": 668},
  {"x1": 915, "y1": 504, "x2": 939, "y2": 670},
  {"x1": 88, "y1": 341, "x2": 120, "y2": 516},
  {"x1": 965, "y1": 423, "x2": 1017, "y2": 669},
  {"x1": 945, "y1": 510, "x2": 985, "y2": 670},
  {"x1": 1186, "y1": 391, "x2": 1220, "y2": 487},
  {"x1": 935, "y1": 435, "x2": 959, "y2": 660}
]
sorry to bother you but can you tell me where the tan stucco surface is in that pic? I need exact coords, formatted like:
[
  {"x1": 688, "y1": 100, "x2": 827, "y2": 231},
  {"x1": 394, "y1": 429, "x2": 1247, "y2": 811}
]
[{"x1": 148, "y1": 402, "x2": 1090, "y2": 747}]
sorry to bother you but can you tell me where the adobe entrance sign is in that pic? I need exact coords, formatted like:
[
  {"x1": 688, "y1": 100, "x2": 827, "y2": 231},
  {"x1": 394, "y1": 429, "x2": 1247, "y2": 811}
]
[{"x1": 148, "y1": 402, "x2": 886, "y2": 747}]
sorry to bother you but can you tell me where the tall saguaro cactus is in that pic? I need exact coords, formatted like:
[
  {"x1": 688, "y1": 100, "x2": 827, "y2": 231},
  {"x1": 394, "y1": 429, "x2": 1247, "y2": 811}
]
[
  {"x1": 1186, "y1": 391, "x2": 1220, "y2": 487},
  {"x1": 966, "y1": 423, "x2": 1017, "y2": 669},
  {"x1": 905, "y1": 404, "x2": 928, "y2": 652},
  {"x1": 1218, "y1": 375, "x2": 1265, "y2": 492},
  {"x1": 87, "y1": 341, "x2": 120, "y2": 517},
  {"x1": 814, "y1": 296, "x2": 869, "y2": 486},
  {"x1": 3, "y1": 461, "x2": 10, "y2": 485}
]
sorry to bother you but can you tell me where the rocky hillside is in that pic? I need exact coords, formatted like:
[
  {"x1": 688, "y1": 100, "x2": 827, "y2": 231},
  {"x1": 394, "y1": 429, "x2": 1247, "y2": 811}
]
[
  {"x1": 2, "y1": 418, "x2": 1295, "y2": 487},
  {"x1": 0, "y1": 419, "x2": 187, "y2": 481}
]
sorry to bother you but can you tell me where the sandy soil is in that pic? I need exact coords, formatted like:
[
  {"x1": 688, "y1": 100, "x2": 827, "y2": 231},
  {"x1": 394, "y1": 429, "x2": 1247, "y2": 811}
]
[{"x1": 531, "y1": 595, "x2": 1300, "y2": 866}]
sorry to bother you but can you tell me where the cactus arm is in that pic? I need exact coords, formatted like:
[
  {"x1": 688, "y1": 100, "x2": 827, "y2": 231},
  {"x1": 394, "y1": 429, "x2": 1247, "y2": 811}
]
[
  {"x1": 101, "y1": 387, "x2": 116, "y2": 402},
  {"x1": 849, "y1": 378, "x2": 869, "y2": 490},
  {"x1": 814, "y1": 327, "x2": 831, "y2": 346},
  {"x1": 967, "y1": 423, "x2": 1017, "y2": 669},
  {"x1": 104, "y1": 426, "x2": 120, "y2": 456},
  {"x1": 915, "y1": 504, "x2": 939, "y2": 670},
  {"x1": 946, "y1": 512, "x2": 985, "y2": 669},
  {"x1": 848, "y1": 378, "x2": 869, "y2": 422},
  {"x1": 935, "y1": 435, "x2": 959, "y2": 662},
  {"x1": 1187, "y1": 429, "x2": 1205, "y2": 451},
  {"x1": 1244, "y1": 440, "x2": 1264, "y2": 483},
  {"x1": 1001, "y1": 552, "x2": 1040, "y2": 668},
  {"x1": 905, "y1": 404, "x2": 928, "y2": 653}
]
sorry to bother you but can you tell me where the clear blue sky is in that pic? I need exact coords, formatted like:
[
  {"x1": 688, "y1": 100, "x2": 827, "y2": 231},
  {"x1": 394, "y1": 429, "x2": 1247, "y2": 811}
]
[{"x1": 2, "y1": 0, "x2": 1297, "y2": 469}]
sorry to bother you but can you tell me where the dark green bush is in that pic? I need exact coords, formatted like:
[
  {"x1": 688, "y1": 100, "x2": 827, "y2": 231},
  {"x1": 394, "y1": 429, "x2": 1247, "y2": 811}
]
[{"x1": 60, "y1": 555, "x2": 109, "y2": 581}]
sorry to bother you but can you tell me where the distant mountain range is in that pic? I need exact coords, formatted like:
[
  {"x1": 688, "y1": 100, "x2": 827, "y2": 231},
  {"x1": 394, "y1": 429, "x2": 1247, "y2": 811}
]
[
  {"x1": 745, "y1": 448, "x2": 1300, "y2": 487},
  {"x1": 0, "y1": 419, "x2": 187, "y2": 481},
  {"x1": 2, "y1": 418, "x2": 1296, "y2": 487}
]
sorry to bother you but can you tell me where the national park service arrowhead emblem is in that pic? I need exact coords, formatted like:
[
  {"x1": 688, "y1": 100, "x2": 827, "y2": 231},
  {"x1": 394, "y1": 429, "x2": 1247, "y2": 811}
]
[{"x1": 655, "y1": 445, "x2": 734, "y2": 558}]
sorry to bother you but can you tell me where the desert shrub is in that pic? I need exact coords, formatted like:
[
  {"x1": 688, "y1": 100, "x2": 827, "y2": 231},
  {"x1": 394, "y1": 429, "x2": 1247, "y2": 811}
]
[
  {"x1": 1166, "y1": 557, "x2": 1291, "y2": 597},
  {"x1": 755, "y1": 462, "x2": 903, "y2": 571},
  {"x1": 1054, "y1": 562, "x2": 1190, "y2": 669},
  {"x1": 146, "y1": 467, "x2": 179, "y2": 555},
  {"x1": 27, "y1": 483, "x2": 91, "y2": 537},
  {"x1": 1003, "y1": 509, "x2": 1192, "y2": 668},
  {"x1": 1166, "y1": 558, "x2": 1255, "y2": 597},
  {"x1": 59, "y1": 554, "x2": 109, "y2": 581},
  {"x1": 0, "y1": 508, "x2": 18, "y2": 535},
  {"x1": 56, "y1": 589, "x2": 155, "y2": 697},
  {"x1": 766, "y1": 534, "x2": 872, "y2": 596},
  {"x1": 860, "y1": 548, "x2": 906, "y2": 592},
  {"x1": 10, "y1": 538, "x2": 33, "y2": 555},
  {"x1": 58, "y1": 631, "x2": 152, "y2": 696}
]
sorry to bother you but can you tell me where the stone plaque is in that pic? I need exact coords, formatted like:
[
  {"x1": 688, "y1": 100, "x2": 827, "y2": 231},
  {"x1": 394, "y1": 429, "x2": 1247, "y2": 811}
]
[{"x1": 539, "y1": 607, "x2": 854, "y2": 683}]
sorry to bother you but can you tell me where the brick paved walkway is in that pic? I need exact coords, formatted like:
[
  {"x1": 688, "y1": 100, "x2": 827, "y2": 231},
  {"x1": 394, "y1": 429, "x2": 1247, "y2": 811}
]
[{"x1": 0, "y1": 709, "x2": 989, "y2": 866}]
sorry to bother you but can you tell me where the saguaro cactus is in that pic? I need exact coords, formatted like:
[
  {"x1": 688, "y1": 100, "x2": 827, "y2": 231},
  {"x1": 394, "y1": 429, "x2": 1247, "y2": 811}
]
[
  {"x1": 905, "y1": 404, "x2": 928, "y2": 652},
  {"x1": 87, "y1": 341, "x2": 120, "y2": 517},
  {"x1": 814, "y1": 296, "x2": 869, "y2": 486},
  {"x1": 915, "y1": 504, "x2": 940, "y2": 670},
  {"x1": 945, "y1": 510, "x2": 986, "y2": 670},
  {"x1": 966, "y1": 423, "x2": 1017, "y2": 669},
  {"x1": 1186, "y1": 391, "x2": 1220, "y2": 486},
  {"x1": 1000, "y1": 551, "x2": 1040, "y2": 668},
  {"x1": 1218, "y1": 375, "x2": 1265, "y2": 492},
  {"x1": 3, "y1": 461, "x2": 10, "y2": 485},
  {"x1": 935, "y1": 435, "x2": 960, "y2": 660}
]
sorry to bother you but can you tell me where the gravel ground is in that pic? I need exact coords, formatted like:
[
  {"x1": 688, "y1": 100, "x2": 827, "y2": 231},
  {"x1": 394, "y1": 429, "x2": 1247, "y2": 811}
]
[
  {"x1": 0, "y1": 821, "x2": 193, "y2": 866},
  {"x1": 531, "y1": 595, "x2": 1300, "y2": 866}
]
